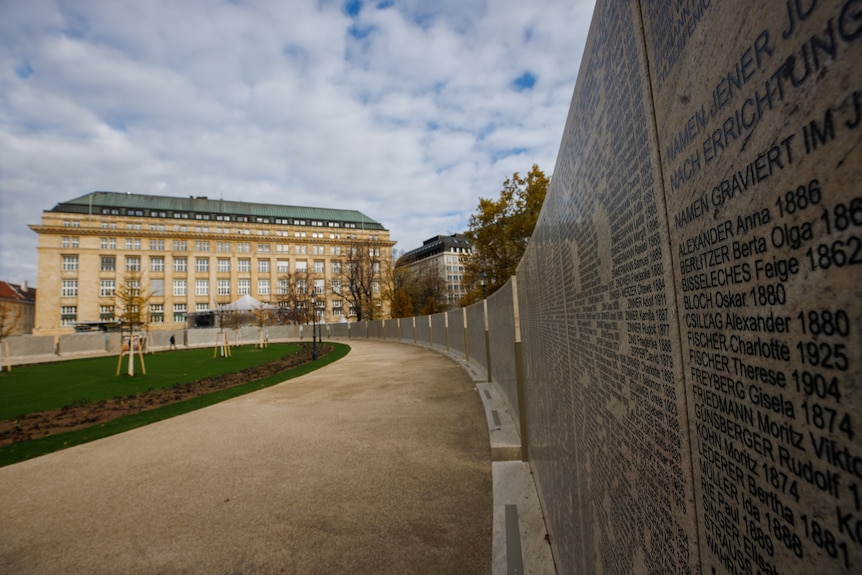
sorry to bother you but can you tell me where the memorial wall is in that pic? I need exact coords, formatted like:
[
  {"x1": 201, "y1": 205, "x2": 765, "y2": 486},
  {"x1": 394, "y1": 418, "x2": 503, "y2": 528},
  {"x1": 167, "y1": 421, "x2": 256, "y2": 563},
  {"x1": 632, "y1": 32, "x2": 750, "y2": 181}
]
[
  {"x1": 327, "y1": 0, "x2": 861, "y2": 573},
  {"x1": 511, "y1": 0, "x2": 861, "y2": 573},
  {"x1": 517, "y1": 1, "x2": 698, "y2": 572}
]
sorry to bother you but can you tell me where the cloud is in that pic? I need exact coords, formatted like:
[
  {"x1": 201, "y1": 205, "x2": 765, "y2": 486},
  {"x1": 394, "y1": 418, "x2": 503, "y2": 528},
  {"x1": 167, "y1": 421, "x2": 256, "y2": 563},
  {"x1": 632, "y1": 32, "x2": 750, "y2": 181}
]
[{"x1": 0, "y1": 0, "x2": 595, "y2": 285}]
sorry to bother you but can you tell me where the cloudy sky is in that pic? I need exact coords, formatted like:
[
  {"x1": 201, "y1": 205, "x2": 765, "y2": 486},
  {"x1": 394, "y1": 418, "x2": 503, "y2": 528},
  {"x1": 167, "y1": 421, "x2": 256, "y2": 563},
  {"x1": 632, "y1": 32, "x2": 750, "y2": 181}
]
[{"x1": 0, "y1": 0, "x2": 595, "y2": 287}]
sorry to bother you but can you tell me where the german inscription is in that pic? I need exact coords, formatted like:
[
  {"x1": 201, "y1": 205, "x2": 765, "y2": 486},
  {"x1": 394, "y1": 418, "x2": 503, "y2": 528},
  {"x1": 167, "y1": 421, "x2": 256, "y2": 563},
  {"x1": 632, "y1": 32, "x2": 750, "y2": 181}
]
[
  {"x1": 548, "y1": 2, "x2": 699, "y2": 572},
  {"x1": 644, "y1": 1, "x2": 862, "y2": 573}
]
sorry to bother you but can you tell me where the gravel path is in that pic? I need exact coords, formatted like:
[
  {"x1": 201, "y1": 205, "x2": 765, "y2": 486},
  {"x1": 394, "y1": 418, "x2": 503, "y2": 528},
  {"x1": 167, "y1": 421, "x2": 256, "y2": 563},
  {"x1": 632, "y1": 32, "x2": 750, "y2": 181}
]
[{"x1": 0, "y1": 340, "x2": 492, "y2": 574}]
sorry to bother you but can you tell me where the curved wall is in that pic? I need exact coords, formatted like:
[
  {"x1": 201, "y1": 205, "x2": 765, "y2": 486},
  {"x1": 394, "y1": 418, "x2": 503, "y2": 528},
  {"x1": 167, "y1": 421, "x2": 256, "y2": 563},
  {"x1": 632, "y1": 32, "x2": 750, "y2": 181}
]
[{"x1": 354, "y1": 1, "x2": 862, "y2": 573}]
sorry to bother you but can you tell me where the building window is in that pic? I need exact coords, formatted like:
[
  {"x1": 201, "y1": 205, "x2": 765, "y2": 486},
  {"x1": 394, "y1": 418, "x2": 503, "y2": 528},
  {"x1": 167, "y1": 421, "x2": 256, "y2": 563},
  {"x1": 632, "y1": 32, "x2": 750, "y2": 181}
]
[
  {"x1": 295, "y1": 261, "x2": 307, "y2": 273},
  {"x1": 331, "y1": 261, "x2": 342, "y2": 275},
  {"x1": 150, "y1": 304, "x2": 164, "y2": 323},
  {"x1": 258, "y1": 243, "x2": 271, "y2": 253},
  {"x1": 100, "y1": 280, "x2": 115, "y2": 297},
  {"x1": 101, "y1": 256, "x2": 116, "y2": 271},
  {"x1": 332, "y1": 300, "x2": 343, "y2": 316},
  {"x1": 237, "y1": 279, "x2": 250, "y2": 295},
  {"x1": 196, "y1": 303, "x2": 208, "y2": 312},
  {"x1": 331, "y1": 279, "x2": 342, "y2": 294},
  {"x1": 295, "y1": 245, "x2": 307, "y2": 254},
  {"x1": 258, "y1": 259, "x2": 270, "y2": 273},
  {"x1": 173, "y1": 304, "x2": 186, "y2": 323},
  {"x1": 196, "y1": 258, "x2": 209, "y2": 273},
  {"x1": 150, "y1": 239, "x2": 165, "y2": 251},
  {"x1": 313, "y1": 279, "x2": 324, "y2": 295},
  {"x1": 277, "y1": 278, "x2": 289, "y2": 294},
  {"x1": 61, "y1": 236, "x2": 79, "y2": 248},
  {"x1": 312, "y1": 245, "x2": 324, "y2": 255},
  {"x1": 277, "y1": 260, "x2": 289, "y2": 274},
  {"x1": 296, "y1": 279, "x2": 307, "y2": 295},
  {"x1": 237, "y1": 242, "x2": 251, "y2": 253},
  {"x1": 60, "y1": 306, "x2": 77, "y2": 326},
  {"x1": 174, "y1": 258, "x2": 187, "y2": 273},
  {"x1": 100, "y1": 237, "x2": 117, "y2": 250},
  {"x1": 61, "y1": 280, "x2": 78, "y2": 298},
  {"x1": 127, "y1": 279, "x2": 142, "y2": 297},
  {"x1": 217, "y1": 241, "x2": 231, "y2": 253},
  {"x1": 217, "y1": 258, "x2": 230, "y2": 273},
  {"x1": 99, "y1": 305, "x2": 114, "y2": 321},
  {"x1": 151, "y1": 279, "x2": 165, "y2": 296},
  {"x1": 126, "y1": 257, "x2": 141, "y2": 272},
  {"x1": 62, "y1": 255, "x2": 78, "y2": 271},
  {"x1": 125, "y1": 238, "x2": 142, "y2": 250},
  {"x1": 314, "y1": 260, "x2": 324, "y2": 274},
  {"x1": 195, "y1": 241, "x2": 210, "y2": 252},
  {"x1": 173, "y1": 279, "x2": 187, "y2": 296},
  {"x1": 196, "y1": 279, "x2": 209, "y2": 296},
  {"x1": 217, "y1": 279, "x2": 230, "y2": 296},
  {"x1": 258, "y1": 279, "x2": 270, "y2": 295},
  {"x1": 173, "y1": 240, "x2": 188, "y2": 251},
  {"x1": 331, "y1": 246, "x2": 342, "y2": 255},
  {"x1": 150, "y1": 257, "x2": 165, "y2": 272},
  {"x1": 372, "y1": 280, "x2": 380, "y2": 294},
  {"x1": 238, "y1": 259, "x2": 251, "y2": 273}
]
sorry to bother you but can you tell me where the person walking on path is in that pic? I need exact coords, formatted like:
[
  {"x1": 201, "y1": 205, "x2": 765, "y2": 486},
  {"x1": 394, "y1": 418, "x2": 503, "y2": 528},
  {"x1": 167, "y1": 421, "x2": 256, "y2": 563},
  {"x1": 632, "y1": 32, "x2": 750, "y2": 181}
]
[{"x1": 169, "y1": 335, "x2": 177, "y2": 350}]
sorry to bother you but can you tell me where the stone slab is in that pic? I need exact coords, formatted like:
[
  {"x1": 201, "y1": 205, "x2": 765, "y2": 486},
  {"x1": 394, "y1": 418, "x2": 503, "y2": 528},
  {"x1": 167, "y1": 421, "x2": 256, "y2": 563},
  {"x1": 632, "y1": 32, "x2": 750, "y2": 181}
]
[{"x1": 642, "y1": 1, "x2": 862, "y2": 573}]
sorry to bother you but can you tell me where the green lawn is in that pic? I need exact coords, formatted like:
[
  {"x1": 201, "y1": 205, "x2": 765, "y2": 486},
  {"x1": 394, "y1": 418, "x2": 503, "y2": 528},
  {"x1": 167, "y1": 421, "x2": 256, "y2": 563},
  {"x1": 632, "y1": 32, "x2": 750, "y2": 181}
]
[
  {"x1": 0, "y1": 343, "x2": 308, "y2": 420},
  {"x1": 0, "y1": 342, "x2": 350, "y2": 467}
]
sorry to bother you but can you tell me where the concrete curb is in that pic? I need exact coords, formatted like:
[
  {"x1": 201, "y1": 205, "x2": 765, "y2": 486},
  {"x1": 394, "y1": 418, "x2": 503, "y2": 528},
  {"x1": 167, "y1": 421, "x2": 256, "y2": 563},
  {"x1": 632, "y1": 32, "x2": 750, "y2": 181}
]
[{"x1": 443, "y1": 351, "x2": 557, "y2": 575}]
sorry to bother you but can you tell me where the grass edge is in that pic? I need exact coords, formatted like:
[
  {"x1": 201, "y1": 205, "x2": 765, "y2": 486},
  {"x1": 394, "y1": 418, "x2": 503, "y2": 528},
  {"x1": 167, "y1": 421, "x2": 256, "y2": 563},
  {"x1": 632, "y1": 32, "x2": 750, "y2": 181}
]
[{"x1": 0, "y1": 342, "x2": 350, "y2": 468}]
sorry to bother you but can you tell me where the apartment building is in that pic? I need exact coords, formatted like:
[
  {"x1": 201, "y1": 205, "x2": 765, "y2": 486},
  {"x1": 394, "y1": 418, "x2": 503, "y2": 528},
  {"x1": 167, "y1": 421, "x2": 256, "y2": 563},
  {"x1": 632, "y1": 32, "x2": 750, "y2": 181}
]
[
  {"x1": 398, "y1": 234, "x2": 472, "y2": 306},
  {"x1": 30, "y1": 191, "x2": 395, "y2": 335}
]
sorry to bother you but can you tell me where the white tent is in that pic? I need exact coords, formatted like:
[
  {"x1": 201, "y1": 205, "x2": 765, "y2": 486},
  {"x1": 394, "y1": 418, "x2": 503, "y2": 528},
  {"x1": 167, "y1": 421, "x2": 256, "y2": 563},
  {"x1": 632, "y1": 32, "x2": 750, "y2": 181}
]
[{"x1": 212, "y1": 295, "x2": 276, "y2": 312}]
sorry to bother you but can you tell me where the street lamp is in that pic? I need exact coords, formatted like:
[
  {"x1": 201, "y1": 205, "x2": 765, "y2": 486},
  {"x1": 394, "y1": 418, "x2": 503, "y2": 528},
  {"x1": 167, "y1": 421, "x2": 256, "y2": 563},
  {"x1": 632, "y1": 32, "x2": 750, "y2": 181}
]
[
  {"x1": 479, "y1": 271, "x2": 487, "y2": 300},
  {"x1": 310, "y1": 294, "x2": 318, "y2": 360}
]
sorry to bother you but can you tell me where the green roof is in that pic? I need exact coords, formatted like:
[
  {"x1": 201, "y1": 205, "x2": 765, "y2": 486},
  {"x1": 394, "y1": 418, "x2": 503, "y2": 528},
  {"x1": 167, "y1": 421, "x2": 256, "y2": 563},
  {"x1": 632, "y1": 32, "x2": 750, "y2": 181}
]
[{"x1": 50, "y1": 191, "x2": 387, "y2": 230}]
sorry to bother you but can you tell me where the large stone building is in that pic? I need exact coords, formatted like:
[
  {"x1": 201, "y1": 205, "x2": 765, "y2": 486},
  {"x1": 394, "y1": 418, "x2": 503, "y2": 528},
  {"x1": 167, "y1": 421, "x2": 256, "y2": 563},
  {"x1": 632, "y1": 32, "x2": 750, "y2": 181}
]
[
  {"x1": 30, "y1": 191, "x2": 395, "y2": 335},
  {"x1": 398, "y1": 234, "x2": 472, "y2": 307}
]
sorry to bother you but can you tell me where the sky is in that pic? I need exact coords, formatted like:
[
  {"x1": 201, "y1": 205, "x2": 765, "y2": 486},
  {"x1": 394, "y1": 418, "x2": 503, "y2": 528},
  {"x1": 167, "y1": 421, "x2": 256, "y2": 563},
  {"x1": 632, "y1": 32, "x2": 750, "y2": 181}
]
[{"x1": 0, "y1": 0, "x2": 595, "y2": 287}]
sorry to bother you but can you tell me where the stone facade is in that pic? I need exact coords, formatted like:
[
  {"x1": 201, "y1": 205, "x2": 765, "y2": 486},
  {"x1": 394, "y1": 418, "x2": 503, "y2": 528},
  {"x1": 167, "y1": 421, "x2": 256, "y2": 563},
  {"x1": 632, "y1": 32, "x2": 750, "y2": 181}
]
[
  {"x1": 398, "y1": 233, "x2": 473, "y2": 306},
  {"x1": 30, "y1": 192, "x2": 394, "y2": 335}
]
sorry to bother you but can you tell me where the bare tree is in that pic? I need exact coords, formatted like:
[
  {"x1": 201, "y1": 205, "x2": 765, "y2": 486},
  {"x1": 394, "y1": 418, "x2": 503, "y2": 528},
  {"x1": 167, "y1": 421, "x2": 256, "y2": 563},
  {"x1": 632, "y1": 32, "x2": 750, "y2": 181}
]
[
  {"x1": 389, "y1": 253, "x2": 450, "y2": 317},
  {"x1": 115, "y1": 270, "x2": 151, "y2": 376},
  {"x1": 274, "y1": 269, "x2": 312, "y2": 325},
  {"x1": 339, "y1": 239, "x2": 386, "y2": 321},
  {"x1": 212, "y1": 294, "x2": 234, "y2": 357},
  {"x1": 251, "y1": 296, "x2": 274, "y2": 348}
]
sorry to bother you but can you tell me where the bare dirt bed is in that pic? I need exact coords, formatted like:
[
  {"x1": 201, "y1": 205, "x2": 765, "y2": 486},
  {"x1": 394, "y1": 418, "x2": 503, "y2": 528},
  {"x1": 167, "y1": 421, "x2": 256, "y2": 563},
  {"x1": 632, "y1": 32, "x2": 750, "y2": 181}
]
[{"x1": 0, "y1": 343, "x2": 331, "y2": 448}]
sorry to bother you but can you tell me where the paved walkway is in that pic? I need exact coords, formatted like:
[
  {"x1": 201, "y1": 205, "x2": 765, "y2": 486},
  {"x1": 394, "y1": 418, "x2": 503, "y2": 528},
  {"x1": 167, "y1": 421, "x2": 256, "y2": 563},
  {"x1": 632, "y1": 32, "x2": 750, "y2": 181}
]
[{"x1": 0, "y1": 340, "x2": 493, "y2": 574}]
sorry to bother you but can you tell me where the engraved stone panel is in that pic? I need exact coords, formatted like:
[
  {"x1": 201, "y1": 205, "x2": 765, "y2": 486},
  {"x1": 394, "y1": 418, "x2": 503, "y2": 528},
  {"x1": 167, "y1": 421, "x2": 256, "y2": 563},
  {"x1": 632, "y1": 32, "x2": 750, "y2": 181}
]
[
  {"x1": 642, "y1": 1, "x2": 862, "y2": 573},
  {"x1": 446, "y1": 308, "x2": 467, "y2": 355},
  {"x1": 466, "y1": 303, "x2": 487, "y2": 370},
  {"x1": 516, "y1": 1, "x2": 698, "y2": 572},
  {"x1": 431, "y1": 312, "x2": 448, "y2": 349},
  {"x1": 415, "y1": 314, "x2": 431, "y2": 345},
  {"x1": 487, "y1": 282, "x2": 518, "y2": 423}
]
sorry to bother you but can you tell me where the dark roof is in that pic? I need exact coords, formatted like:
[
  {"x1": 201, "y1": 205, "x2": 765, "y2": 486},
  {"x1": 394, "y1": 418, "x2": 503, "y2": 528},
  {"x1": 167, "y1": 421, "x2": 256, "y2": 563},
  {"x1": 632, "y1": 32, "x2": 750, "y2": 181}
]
[
  {"x1": 0, "y1": 281, "x2": 36, "y2": 303},
  {"x1": 399, "y1": 233, "x2": 471, "y2": 265},
  {"x1": 49, "y1": 191, "x2": 387, "y2": 230}
]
